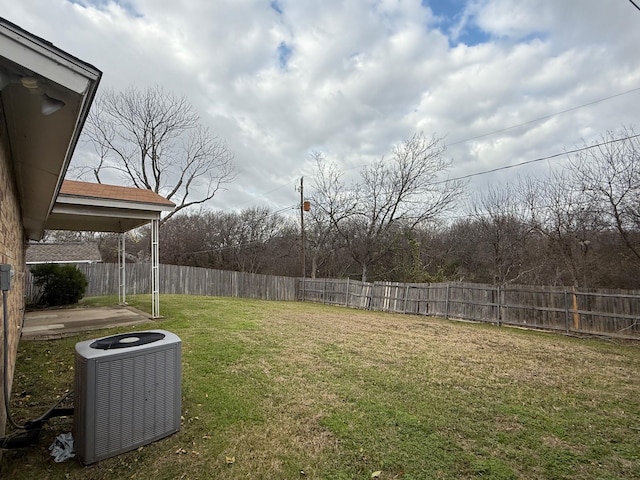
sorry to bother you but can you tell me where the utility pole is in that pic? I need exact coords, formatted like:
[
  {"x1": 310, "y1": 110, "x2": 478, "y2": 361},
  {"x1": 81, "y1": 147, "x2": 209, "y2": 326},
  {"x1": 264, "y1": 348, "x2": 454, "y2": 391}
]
[{"x1": 299, "y1": 176, "x2": 305, "y2": 278}]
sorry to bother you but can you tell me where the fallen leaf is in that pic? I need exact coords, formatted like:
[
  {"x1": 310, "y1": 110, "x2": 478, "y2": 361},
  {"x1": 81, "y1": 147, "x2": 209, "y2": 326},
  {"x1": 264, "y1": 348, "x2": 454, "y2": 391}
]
[
  {"x1": 371, "y1": 471, "x2": 382, "y2": 478},
  {"x1": 226, "y1": 456, "x2": 236, "y2": 464}
]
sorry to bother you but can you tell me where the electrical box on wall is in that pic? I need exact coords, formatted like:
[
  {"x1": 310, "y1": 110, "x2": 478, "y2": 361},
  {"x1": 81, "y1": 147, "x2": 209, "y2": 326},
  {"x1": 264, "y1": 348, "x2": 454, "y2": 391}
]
[
  {"x1": 73, "y1": 330, "x2": 182, "y2": 464},
  {"x1": 0, "y1": 264, "x2": 13, "y2": 291}
]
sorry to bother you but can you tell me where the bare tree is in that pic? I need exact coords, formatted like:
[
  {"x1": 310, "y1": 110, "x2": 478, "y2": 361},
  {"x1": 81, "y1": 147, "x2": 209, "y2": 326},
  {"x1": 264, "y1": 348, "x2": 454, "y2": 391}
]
[
  {"x1": 467, "y1": 183, "x2": 536, "y2": 285},
  {"x1": 160, "y1": 207, "x2": 298, "y2": 275},
  {"x1": 41, "y1": 230, "x2": 99, "y2": 243},
  {"x1": 313, "y1": 133, "x2": 464, "y2": 282},
  {"x1": 569, "y1": 128, "x2": 640, "y2": 264},
  {"x1": 230, "y1": 207, "x2": 288, "y2": 274},
  {"x1": 522, "y1": 171, "x2": 602, "y2": 287},
  {"x1": 78, "y1": 85, "x2": 236, "y2": 222},
  {"x1": 440, "y1": 218, "x2": 488, "y2": 282},
  {"x1": 307, "y1": 152, "x2": 356, "y2": 278}
]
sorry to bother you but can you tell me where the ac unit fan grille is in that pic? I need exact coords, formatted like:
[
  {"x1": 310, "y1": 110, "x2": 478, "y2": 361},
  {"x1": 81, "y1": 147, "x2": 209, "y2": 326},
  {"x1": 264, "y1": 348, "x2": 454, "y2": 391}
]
[{"x1": 94, "y1": 348, "x2": 178, "y2": 457}]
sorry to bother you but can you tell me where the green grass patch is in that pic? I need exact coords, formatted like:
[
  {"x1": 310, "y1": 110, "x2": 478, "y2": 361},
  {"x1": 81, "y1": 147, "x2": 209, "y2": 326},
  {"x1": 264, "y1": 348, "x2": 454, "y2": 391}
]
[{"x1": 2, "y1": 294, "x2": 639, "y2": 479}]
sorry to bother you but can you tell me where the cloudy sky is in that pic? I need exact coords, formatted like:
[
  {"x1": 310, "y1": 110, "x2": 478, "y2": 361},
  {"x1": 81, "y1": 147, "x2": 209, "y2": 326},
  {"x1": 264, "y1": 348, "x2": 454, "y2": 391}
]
[{"x1": 3, "y1": 0, "x2": 640, "y2": 217}]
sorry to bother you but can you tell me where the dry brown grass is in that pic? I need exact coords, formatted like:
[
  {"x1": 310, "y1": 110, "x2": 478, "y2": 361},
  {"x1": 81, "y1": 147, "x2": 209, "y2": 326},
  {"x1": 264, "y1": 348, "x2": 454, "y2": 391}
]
[{"x1": 2, "y1": 295, "x2": 639, "y2": 479}]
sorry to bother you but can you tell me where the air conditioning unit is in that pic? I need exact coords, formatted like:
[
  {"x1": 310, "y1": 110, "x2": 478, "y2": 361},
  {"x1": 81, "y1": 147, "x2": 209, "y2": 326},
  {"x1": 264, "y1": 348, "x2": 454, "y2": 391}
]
[{"x1": 73, "y1": 329, "x2": 182, "y2": 464}]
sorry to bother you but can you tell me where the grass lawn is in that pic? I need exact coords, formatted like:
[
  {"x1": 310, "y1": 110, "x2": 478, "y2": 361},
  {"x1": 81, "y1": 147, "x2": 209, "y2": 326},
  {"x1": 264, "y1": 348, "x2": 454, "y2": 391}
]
[{"x1": 1, "y1": 294, "x2": 639, "y2": 479}]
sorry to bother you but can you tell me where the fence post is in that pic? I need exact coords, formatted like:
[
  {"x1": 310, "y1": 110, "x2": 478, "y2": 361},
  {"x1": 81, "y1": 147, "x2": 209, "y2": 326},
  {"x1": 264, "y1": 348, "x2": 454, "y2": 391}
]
[
  {"x1": 385, "y1": 282, "x2": 391, "y2": 312},
  {"x1": 571, "y1": 286, "x2": 580, "y2": 331},
  {"x1": 564, "y1": 289, "x2": 570, "y2": 333},
  {"x1": 445, "y1": 283, "x2": 450, "y2": 319},
  {"x1": 323, "y1": 278, "x2": 327, "y2": 305},
  {"x1": 404, "y1": 285, "x2": 409, "y2": 314},
  {"x1": 426, "y1": 283, "x2": 430, "y2": 316},
  {"x1": 345, "y1": 278, "x2": 350, "y2": 307},
  {"x1": 496, "y1": 285, "x2": 502, "y2": 327}
]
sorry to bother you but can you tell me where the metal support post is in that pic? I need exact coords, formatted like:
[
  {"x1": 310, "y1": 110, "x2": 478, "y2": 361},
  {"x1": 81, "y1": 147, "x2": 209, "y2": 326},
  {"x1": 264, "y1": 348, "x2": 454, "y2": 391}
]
[
  {"x1": 118, "y1": 233, "x2": 126, "y2": 305},
  {"x1": 151, "y1": 217, "x2": 160, "y2": 318}
]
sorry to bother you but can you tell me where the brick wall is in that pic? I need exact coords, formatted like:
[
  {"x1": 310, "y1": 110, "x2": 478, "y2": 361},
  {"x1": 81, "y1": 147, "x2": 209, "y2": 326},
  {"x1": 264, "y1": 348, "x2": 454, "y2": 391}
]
[{"x1": 0, "y1": 102, "x2": 26, "y2": 438}]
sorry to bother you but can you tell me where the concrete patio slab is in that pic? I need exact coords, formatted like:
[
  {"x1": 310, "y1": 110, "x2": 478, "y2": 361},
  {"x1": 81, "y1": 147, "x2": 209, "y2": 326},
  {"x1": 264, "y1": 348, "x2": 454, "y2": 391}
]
[{"x1": 21, "y1": 306, "x2": 155, "y2": 340}]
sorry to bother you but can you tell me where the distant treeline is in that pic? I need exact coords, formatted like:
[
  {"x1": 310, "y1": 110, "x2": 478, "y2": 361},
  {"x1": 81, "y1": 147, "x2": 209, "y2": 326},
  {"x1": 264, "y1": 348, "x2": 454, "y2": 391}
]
[{"x1": 46, "y1": 128, "x2": 640, "y2": 290}]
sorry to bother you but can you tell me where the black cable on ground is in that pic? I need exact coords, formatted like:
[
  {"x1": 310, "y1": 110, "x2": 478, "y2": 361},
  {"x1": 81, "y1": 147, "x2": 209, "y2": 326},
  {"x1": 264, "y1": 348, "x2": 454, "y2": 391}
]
[
  {"x1": 0, "y1": 392, "x2": 74, "y2": 449},
  {"x1": 3, "y1": 288, "x2": 75, "y2": 449}
]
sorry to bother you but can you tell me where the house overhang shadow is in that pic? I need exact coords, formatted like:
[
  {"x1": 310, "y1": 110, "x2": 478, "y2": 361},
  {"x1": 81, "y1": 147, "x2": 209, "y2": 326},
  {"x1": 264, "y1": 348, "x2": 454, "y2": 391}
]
[{"x1": 45, "y1": 179, "x2": 175, "y2": 318}]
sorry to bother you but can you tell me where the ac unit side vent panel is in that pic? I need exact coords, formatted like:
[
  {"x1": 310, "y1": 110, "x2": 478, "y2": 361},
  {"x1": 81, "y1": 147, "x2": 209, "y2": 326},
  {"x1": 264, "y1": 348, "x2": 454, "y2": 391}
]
[{"x1": 74, "y1": 330, "x2": 181, "y2": 464}]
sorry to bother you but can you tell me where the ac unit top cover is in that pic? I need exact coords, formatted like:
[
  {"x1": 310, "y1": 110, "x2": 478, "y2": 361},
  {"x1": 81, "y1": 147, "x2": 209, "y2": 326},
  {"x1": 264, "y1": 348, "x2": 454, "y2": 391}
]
[{"x1": 75, "y1": 330, "x2": 181, "y2": 359}]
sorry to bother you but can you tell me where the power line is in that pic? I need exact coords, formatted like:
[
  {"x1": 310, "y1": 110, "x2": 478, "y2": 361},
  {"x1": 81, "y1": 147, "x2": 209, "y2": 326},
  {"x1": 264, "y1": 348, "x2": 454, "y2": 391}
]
[
  {"x1": 181, "y1": 238, "x2": 268, "y2": 255},
  {"x1": 257, "y1": 183, "x2": 291, "y2": 197},
  {"x1": 176, "y1": 203, "x2": 298, "y2": 255},
  {"x1": 628, "y1": 0, "x2": 640, "y2": 12},
  {"x1": 442, "y1": 197, "x2": 609, "y2": 223},
  {"x1": 241, "y1": 86, "x2": 640, "y2": 208},
  {"x1": 338, "y1": 87, "x2": 640, "y2": 175},
  {"x1": 254, "y1": 133, "x2": 640, "y2": 216},
  {"x1": 433, "y1": 132, "x2": 640, "y2": 185},
  {"x1": 269, "y1": 204, "x2": 298, "y2": 216},
  {"x1": 176, "y1": 134, "x2": 640, "y2": 255},
  {"x1": 447, "y1": 86, "x2": 640, "y2": 147}
]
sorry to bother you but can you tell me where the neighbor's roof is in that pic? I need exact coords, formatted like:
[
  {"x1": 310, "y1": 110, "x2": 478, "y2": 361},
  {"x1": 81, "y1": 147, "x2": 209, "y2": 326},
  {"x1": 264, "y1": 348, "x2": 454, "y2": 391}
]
[{"x1": 26, "y1": 242, "x2": 102, "y2": 264}]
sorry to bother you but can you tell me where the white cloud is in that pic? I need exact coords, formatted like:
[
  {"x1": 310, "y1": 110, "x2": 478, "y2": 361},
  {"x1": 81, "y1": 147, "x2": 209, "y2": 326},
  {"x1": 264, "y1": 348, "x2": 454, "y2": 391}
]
[{"x1": 2, "y1": 0, "x2": 639, "y2": 215}]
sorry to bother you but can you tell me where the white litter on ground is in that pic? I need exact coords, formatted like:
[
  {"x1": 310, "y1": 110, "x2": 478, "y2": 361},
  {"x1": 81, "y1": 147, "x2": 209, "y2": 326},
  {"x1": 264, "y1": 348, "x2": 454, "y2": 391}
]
[{"x1": 49, "y1": 432, "x2": 75, "y2": 462}]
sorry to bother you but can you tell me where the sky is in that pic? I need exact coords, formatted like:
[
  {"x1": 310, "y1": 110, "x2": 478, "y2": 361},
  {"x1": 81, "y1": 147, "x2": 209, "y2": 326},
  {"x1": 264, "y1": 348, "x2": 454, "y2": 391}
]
[{"x1": 2, "y1": 0, "x2": 640, "y2": 218}]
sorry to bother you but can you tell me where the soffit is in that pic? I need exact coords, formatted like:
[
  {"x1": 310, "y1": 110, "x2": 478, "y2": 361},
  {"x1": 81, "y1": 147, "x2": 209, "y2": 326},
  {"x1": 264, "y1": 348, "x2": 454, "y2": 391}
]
[{"x1": 0, "y1": 18, "x2": 101, "y2": 240}]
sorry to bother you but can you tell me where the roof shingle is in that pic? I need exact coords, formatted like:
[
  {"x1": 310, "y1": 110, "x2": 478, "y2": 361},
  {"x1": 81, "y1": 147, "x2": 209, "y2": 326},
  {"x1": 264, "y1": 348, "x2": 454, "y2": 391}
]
[
  {"x1": 26, "y1": 242, "x2": 102, "y2": 264},
  {"x1": 60, "y1": 180, "x2": 175, "y2": 207}
]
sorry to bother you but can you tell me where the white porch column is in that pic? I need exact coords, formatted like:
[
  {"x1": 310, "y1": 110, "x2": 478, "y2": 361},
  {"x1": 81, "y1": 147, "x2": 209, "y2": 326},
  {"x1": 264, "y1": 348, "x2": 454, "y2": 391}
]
[
  {"x1": 151, "y1": 217, "x2": 160, "y2": 318},
  {"x1": 118, "y1": 233, "x2": 126, "y2": 304}
]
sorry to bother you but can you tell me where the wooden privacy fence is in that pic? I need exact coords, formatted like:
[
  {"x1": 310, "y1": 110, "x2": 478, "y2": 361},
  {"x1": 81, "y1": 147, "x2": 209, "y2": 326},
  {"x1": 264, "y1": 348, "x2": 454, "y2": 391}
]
[
  {"x1": 25, "y1": 263, "x2": 640, "y2": 340},
  {"x1": 25, "y1": 263, "x2": 297, "y2": 303},
  {"x1": 299, "y1": 278, "x2": 640, "y2": 340}
]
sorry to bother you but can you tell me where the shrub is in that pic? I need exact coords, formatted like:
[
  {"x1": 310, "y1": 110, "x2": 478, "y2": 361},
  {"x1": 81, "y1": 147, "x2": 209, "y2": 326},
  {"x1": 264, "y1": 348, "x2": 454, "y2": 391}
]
[{"x1": 31, "y1": 264, "x2": 88, "y2": 307}]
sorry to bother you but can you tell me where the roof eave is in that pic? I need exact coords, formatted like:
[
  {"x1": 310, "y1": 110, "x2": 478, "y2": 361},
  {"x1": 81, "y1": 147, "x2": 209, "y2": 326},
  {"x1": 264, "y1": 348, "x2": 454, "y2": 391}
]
[
  {"x1": 55, "y1": 194, "x2": 176, "y2": 213},
  {"x1": 0, "y1": 17, "x2": 102, "y2": 240}
]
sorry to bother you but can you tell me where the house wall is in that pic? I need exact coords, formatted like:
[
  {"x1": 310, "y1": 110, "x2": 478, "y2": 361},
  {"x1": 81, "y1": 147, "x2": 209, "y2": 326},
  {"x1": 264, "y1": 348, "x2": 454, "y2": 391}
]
[{"x1": 0, "y1": 101, "x2": 26, "y2": 438}]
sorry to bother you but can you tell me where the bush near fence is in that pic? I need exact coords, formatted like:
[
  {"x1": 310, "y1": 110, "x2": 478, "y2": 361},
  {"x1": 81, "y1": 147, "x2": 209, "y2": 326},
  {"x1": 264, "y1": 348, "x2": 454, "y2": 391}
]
[{"x1": 25, "y1": 263, "x2": 640, "y2": 340}]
